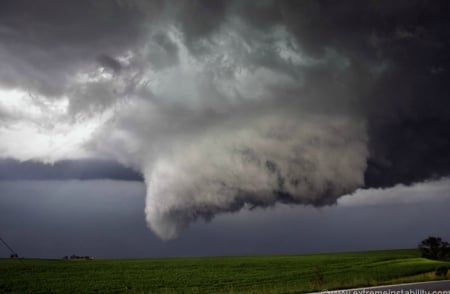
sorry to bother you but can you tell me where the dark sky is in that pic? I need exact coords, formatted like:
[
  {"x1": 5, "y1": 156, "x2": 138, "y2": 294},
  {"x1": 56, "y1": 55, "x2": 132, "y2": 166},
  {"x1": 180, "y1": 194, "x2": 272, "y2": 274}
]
[
  {"x1": 1, "y1": 0, "x2": 450, "y2": 257},
  {"x1": 1, "y1": 178, "x2": 450, "y2": 259}
]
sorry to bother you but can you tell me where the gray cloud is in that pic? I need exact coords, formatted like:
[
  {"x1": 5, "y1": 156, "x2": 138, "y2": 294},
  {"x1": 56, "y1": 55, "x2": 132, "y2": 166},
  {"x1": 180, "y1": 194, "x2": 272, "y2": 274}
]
[
  {"x1": 0, "y1": 0, "x2": 159, "y2": 96},
  {"x1": 97, "y1": 54, "x2": 123, "y2": 74},
  {"x1": 143, "y1": 114, "x2": 367, "y2": 239},
  {"x1": 1, "y1": 1, "x2": 450, "y2": 239},
  {"x1": 0, "y1": 158, "x2": 142, "y2": 181}
]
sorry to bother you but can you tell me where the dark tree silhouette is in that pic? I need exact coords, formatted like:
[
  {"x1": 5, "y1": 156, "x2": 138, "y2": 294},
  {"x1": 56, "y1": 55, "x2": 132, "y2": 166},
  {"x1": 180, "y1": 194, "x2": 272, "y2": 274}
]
[{"x1": 418, "y1": 236, "x2": 449, "y2": 260}]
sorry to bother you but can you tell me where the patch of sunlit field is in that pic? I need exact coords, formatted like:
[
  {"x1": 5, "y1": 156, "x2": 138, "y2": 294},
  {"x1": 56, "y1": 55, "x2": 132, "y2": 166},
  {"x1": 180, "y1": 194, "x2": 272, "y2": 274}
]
[{"x1": 1, "y1": 249, "x2": 449, "y2": 293}]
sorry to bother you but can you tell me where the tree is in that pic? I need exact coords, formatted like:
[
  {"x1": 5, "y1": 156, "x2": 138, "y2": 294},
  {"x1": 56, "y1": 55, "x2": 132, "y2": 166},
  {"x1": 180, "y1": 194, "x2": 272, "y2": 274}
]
[{"x1": 418, "y1": 236, "x2": 449, "y2": 260}]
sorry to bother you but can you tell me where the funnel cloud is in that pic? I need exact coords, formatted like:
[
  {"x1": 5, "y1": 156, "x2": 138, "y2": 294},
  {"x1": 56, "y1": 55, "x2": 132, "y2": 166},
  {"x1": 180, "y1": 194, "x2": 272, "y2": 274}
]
[{"x1": 0, "y1": 1, "x2": 449, "y2": 239}]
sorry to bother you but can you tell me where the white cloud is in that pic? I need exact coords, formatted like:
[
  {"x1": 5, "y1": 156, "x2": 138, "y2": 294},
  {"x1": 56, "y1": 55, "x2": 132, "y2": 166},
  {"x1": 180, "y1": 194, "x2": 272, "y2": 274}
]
[{"x1": 0, "y1": 88, "x2": 109, "y2": 162}]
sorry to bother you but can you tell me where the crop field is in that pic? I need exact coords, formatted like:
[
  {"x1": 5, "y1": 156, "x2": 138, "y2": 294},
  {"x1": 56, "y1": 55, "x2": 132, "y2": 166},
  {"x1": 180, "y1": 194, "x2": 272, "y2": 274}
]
[{"x1": 1, "y1": 249, "x2": 449, "y2": 293}]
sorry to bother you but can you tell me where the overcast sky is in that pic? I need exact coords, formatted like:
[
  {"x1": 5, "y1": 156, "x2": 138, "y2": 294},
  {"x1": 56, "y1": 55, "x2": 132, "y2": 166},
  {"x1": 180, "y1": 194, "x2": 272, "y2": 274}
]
[
  {"x1": 1, "y1": 0, "x2": 450, "y2": 257},
  {"x1": 1, "y1": 178, "x2": 450, "y2": 258}
]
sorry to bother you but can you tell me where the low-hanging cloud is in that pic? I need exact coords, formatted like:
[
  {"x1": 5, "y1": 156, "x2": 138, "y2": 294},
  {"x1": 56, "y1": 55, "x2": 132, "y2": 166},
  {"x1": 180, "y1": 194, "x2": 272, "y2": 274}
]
[
  {"x1": 1, "y1": 0, "x2": 450, "y2": 239},
  {"x1": 143, "y1": 114, "x2": 367, "y2": 239}
]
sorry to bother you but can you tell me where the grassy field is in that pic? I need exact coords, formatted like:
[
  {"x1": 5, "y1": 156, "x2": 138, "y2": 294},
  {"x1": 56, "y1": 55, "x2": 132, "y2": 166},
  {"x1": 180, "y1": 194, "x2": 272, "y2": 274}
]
[{"x1": 1, "y1": 249, "x2": 449, "y2": 293}]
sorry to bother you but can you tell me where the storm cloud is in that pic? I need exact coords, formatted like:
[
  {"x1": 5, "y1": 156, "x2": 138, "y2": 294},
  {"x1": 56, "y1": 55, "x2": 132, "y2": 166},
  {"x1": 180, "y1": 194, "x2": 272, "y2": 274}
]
[
  {"x1": 0, "y1": 158, "x2": 142, "y2": 181},
  {"x1": 0, "y1": 1, "x2": 449, "y2": 239}
]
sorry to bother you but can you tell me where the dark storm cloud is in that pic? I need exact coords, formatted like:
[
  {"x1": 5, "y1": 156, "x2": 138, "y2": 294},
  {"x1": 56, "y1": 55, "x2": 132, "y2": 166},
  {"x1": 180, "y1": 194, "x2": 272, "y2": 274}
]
[
  {"x1": 1, "y1": 0, "x2": 450, "y2": 239},
  {"x1": 0, "y1": 158, "x2": 143, "y2": 181},
  {"x1": 97, "y1": 54, "x2": 123, "y2": 73},
  {"x1": 173, "y1": 0, "x2": 228, "y2": 44},
  {"x1": 146, "y1": 0, "x2": 450, "y2": 237},
  {"x1": 230, "y1": 0, "x2": 450, "y2": 188},
  {"x1": 170, "y1": 0, "x2": 450, "y2": 190},
  {"x1": 0, "y1": 0, "x2": 159, "y2": 96}
]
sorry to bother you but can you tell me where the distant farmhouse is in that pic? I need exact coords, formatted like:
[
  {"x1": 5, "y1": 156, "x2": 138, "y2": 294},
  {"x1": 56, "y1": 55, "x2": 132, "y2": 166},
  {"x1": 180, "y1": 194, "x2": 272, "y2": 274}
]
[{"x1": 63, "y1": 254, "x2": 94, "y2": 260}]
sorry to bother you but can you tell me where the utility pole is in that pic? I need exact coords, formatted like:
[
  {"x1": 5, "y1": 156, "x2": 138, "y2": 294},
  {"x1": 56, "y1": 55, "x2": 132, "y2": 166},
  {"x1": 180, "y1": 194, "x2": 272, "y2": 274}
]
[{"x1": 0, "y1": 236, "x2": 19, "y2": 258}]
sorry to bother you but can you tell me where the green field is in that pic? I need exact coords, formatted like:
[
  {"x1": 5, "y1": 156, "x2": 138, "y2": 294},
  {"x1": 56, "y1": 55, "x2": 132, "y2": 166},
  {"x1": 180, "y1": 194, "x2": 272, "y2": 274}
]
[{"x1": 1, "y1": 249, "x2": 449, "y2": 293}]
